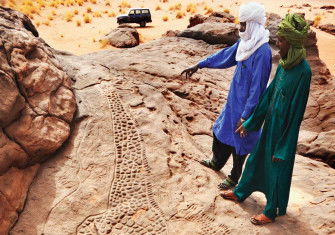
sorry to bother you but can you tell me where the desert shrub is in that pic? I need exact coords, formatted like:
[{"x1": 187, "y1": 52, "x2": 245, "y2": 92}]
[
  {"x1": 93, "y1": 11, "x2": 102, "y2": 17},
  {"x1": 176, "y1": 11, "x2": 183, "y2": 19},
  {"x1": 65, "y1": 11, "x2": 74, "y2": 21},
  {"x1": 108, "y1": 12, "x2": 116, "y2": 17},
  {"x1": 83, "y1": 14, "x2": 92, "y2": 23},
  {"x1": 313, "y1": 15, "x2": 321, "y2": 27},
  {"x1": 205, "y1": 7, "x2": 213, "y2": 15},
  {"x1": 186, "y1": 3, "x2": 196, "y2": 13},
  {"x1": 118, "y1": 1, "x2": 131, "y2": 8}
]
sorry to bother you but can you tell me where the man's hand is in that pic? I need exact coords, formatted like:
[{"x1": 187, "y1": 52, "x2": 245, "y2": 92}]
[
  {"x1": 236, "y1": 118, "x2": 245, "y2": 130},
  {"x1": 235, "y1": 124, "x2": 247, "y2": 138},
  {"x1": 272, "y1": 156, "x2": 283, "y2": 162},
  {"x1": 181, "y1": 65, "x2": 199, "y2": 79}
]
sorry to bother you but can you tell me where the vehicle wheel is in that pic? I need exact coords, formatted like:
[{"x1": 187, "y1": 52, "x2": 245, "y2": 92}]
[{"x1": 140, "y1": 21, "x2": 146, "y2": 27}]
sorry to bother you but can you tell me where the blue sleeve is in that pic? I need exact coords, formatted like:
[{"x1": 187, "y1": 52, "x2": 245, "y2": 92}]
[
  {"x1": 241, "y1": 48, "x2": 272, "y2": 119},
  {"x1": 197, "y1": 41, "x2": 239, "y2": 69}
]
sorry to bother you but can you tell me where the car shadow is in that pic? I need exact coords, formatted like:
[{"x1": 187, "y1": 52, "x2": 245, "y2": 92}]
[{"x1": 134, "y1": 25, "x2": 155, "y2": 29}]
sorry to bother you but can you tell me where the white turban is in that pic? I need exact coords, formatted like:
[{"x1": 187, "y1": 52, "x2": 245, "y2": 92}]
[
  {"x1": 239, "y1": 2, "x2": 266, "y2": 25},
  {"x1": 235, "y1": 2, "x2": 269, "y2": 61}
]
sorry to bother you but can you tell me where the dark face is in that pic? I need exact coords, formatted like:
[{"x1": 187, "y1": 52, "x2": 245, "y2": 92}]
[
  {"x1": 276, "y1": 36, "x2": 290, "y2": 58},
  {"x1": 239, "y1": 22, "x2": 246, "y2": 32}
]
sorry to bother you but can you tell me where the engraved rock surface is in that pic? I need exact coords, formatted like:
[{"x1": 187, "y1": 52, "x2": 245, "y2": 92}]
[{"x1": 12, "y1": 33, "x2": 335, "y2": 235}]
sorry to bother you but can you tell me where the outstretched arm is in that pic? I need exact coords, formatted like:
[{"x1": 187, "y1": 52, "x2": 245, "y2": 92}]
[{"x1": 197, "y1": 41, "x2": 239, "y2": 69}]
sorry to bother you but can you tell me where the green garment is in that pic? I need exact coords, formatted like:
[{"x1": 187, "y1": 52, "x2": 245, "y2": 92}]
[
  {"x1": 233, "y1": 59, "x2": 312, "y2": 220},
  {"x1": 277, "y1": 13, "x2": 309, "y2": 70}
]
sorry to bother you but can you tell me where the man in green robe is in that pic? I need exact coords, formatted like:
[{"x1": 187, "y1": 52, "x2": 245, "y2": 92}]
[{"x1": 221, "y1": 13, "x2": 312, "y2": 225}]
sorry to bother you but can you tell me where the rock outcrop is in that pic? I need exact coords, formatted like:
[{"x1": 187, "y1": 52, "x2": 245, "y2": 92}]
[
  {"x1": 179, "y1": 22, "x2": 239, "y2": 45},
  {"x1": 103, "y1": 25, "x2": 140, "y2": 48},
  {"x1": 12, "y1": 29, "x2": 335, "y2": 235},
  {"x1": 0, "y1": 7, "x2": 76, "y2": 233},
  {"x1": 318, "y1": 24, "x2": 335, "y2": 36},
  {"x1": 187, "y1": 12, "x2": 235, "y2": 28}
]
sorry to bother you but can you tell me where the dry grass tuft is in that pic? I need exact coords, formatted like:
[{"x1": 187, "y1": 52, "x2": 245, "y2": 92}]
[
  {"x1": 224, "y1": 8, "x2": 230, "y2": 13},
  {"x1": 162, "y1": 15, "x2": 169, "y2": 21},
  {"x1": 169, "y1": 3, "x2": 182, "y2": 11},
  {"x1": 76, "y1": 20, "x2": 81, "y2": 26},
  {"x1": 176, "y1": 11, "x2": 183, "y2": 19},
  {"x1": 65, "y1": 11, "x2": 74, "y2": 22},
  {"x1": 205, "y1": 7, "x2": 213, "y2": 15},
  {"x1": 186, "y1": 3, "x2": 196, "y2": 14},
  {"x1": 83, "y1": 14, "x2": 92, "y2": 23},
  {"x1": 313, "y1": 15, "x2": 321, "y2": 27},
  {"x1": 93, "y1": 11, "x2": 102, "y2": 17},
  {"x1": 99, "y1": 38, "x2": 110, "y2": 48},
  {"x1": 118, "y1": 1, "x2": 131, "y2": 8},
  {"x1": 155, "y1": 5, "x2": 161, "y2": 11},
  {"x1": 108, "y1": 12, "x2": 116, "y2": 17},
  {"x1": 43, "y1": 20, "x2": 50, "y2": 26}
]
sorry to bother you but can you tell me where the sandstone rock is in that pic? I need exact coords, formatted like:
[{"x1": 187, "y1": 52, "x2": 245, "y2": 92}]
[
  {"x1": 0, "y1": 130, "x2": 28, "y2": 174},
  {"x1": 162, "y1": 30, "x2": 181, "y2": 37},
  {"x1": 187, "y1": 12, "x2": 235, "y2": 28},
  {"x1": 0, "y1": 165, "x2": 39, "y2": 235},
  {"x1": 320, "y1": 5, "x2": 335, "y2": 10},
  {"x1": 209, "y1": 12, "x2": 235, "y2": 23},
  {"x1": 0, "y1": 6, "x2": 76, "y2": 172},
  {"x1": 298, "y1": 130, "x2": 335, "y2": 167},
  {"x1": 104, "y1": 25, "x2": 140, "y2": 48},
  {"x1": 12, "y1": 36, "x2": 335, "y2": 235},
  {"x1": 179, "y1": 22, "x2": 239, "y2": 45},
  {"x1": 0, "y1": 7, "x2": 76, "y2": 233},
  {"x1": 5, "y1": 109, "x2": 71, "y2": 163},
  {"x1": 266, "y1": 12, "x2": 282, "y2": 44},
  {"x1": 319, "y1": 24, "x2": 335, "y2": 36},
  {"x1": 188, "y1": 14, "x2": 207, "y2": 28},
  {"x1": 0, "y1": 71, "x2": 25, "y2": 127},
  {"x1": 0, "y1": 6, "x2": 38, "y2": 37}
]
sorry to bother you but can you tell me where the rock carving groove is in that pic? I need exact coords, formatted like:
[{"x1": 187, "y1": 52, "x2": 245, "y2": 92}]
[{"x1": 77, "y1": 86, "x2": 167, "y2": 235}]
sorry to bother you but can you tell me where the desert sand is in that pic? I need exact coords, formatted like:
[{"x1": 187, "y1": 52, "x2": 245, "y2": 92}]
[{"x1": 2, "y1": 0, "x2": 334, "y2": 74}]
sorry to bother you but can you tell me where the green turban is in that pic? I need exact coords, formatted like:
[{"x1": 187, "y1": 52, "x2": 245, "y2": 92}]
[{"x1": 277, "y1": 13, "x2": 309, "y2": 70}]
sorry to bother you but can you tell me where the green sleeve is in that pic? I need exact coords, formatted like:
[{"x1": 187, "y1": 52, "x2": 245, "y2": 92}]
[
  {"x1": 274, "y1": 70, "x2": 312, "y2": 161},
  {"x1": 243, "y1": 67, "x2": 279, "y2": 132}
]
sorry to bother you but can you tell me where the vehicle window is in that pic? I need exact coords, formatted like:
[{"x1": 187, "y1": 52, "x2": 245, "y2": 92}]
[
  {"x1": 135, "y1": 10, "x2": 141, "y2": 14},
  {"x1": 129, "y1": 10, "x2": 135, "y2": 15},
  {"x1": 142, "y1": 9, "x2": 149, "y2": 14}
]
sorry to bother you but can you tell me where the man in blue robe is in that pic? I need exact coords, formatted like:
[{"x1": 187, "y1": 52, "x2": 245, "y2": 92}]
[{"x1": 181, "y1": 2, "x2": 272, "y2": 189}]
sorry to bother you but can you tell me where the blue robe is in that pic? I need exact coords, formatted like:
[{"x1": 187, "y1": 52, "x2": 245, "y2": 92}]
[{"x1": 198, "y1": 41, "x2": 272, "y2": 155}]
